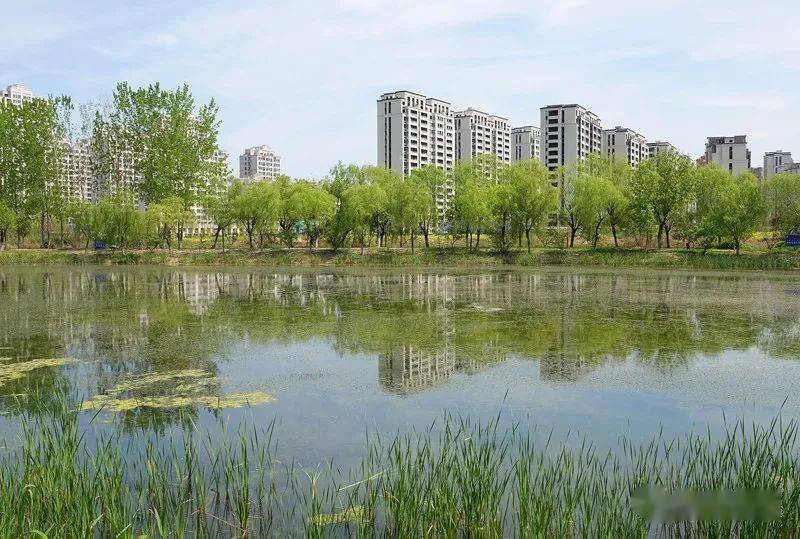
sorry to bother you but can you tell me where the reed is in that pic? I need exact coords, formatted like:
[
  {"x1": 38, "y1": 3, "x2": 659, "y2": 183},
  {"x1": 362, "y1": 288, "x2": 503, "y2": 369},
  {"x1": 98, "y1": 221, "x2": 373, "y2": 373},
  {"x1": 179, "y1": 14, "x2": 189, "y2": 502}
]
[{"x1": 2, "y1": 399, "x2": 800, "y2": 537}]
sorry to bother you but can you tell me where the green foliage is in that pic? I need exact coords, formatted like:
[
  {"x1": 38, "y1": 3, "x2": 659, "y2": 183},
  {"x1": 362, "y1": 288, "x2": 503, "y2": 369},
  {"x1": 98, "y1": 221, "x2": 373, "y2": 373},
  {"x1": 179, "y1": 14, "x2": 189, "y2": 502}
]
[
  {"x1": 0, "y1": 95, "x2": 71, "y2": 247},
  {"x1": 763, "y1": 172, "x2": 800, "y2": 240},
  {"x1": 233, "y1": 181, "x2": 280, "y2": 250},
  {"x1": 92, "y1": 82, "x2": 223, "y2": 206},
  {"x1": 629, "y1": 150, "x2": 694, "y2": 248},
  {"x1": 698, "y1": 172, "x2": 765, "y2": 254}
]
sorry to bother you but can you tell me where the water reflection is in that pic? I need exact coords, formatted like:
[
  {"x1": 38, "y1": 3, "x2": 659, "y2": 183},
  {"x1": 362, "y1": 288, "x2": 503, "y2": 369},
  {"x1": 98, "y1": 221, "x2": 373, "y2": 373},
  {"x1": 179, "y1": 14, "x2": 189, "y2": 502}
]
[{"x1": 1, "y1": 268, "x2": 799, "y2": 427}]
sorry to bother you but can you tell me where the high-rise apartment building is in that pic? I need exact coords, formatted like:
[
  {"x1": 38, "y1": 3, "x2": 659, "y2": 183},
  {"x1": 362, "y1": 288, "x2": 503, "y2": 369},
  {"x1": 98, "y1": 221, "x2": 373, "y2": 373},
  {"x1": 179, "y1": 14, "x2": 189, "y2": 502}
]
[
  {"x1": 188, "y1": 149, "x2": 231, "y2": 236},
  {"x1": 511, "y1": 126, "x2": 541, "y2": 162},
  {"x1": 377, "y1": 91, "x2": 455, "y2": 216},
  {"x1": 1, "y1": 84, "x2": 34, "y2": 106},
  {"x1": 239, "y1": 145, "x2": 281, "y2": 181},
  {"x1": 454, "y1": 108, "x2": 511, "y2": 173},
  {"x1": 764, "y1": 151, "x2": 794, "y2": 179},
  {"x1": 58, "y1": 138, "x2": 94, "y2": 203},
  {"x1": 539, "y1": 104, "x2": 603, "y2": 173},
  {"x1": 704, "y1": 136, "x2": 751, "y2": 175},
  {"x1": 602, "y1": 126, "x2": 648, "y2": 168},
  {"x1": 377, "y1": 91, "x2": 455, "y2": 175},
  {"x1": 646, "y1": 141, "x2": 677, "y2": 159}
]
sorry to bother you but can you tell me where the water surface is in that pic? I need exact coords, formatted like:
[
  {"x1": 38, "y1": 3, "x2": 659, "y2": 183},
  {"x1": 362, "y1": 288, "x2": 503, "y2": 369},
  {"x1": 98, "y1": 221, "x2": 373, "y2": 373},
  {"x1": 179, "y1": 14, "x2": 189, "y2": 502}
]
[{"x1": 2, "y1": 266, "x2": 799, "y2": 464}]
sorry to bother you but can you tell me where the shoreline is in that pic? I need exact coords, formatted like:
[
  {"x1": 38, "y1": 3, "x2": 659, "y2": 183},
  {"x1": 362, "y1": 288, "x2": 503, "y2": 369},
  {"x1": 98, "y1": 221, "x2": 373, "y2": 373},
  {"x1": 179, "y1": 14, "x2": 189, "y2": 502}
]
[{"x1": 1, "y1": 247, "x2": 799, "y2": 271}]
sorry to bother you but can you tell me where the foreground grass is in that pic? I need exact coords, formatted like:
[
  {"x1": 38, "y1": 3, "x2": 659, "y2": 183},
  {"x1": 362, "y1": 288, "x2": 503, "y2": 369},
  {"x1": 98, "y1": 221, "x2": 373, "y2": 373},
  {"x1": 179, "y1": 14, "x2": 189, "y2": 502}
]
[
  {"x1": 1, "y1": 246, "x2": 800, "y2": 271},
  {"x1": 3, "y1": 401, "x2": 800, "y2": 537}
]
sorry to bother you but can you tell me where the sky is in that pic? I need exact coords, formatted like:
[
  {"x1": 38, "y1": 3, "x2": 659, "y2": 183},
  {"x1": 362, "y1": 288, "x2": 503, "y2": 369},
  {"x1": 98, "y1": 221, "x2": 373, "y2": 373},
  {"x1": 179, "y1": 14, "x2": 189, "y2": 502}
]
[{"x1": 2, "y1": 0, "x2": 798, "y2": 179}]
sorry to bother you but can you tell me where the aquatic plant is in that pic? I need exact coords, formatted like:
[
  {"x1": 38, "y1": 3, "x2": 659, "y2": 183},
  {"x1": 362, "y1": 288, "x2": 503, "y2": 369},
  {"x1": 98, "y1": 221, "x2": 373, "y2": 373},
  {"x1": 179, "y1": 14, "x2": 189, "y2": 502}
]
[{"x1": 1, "y1": 398, "x2": 800, "y2": 537}]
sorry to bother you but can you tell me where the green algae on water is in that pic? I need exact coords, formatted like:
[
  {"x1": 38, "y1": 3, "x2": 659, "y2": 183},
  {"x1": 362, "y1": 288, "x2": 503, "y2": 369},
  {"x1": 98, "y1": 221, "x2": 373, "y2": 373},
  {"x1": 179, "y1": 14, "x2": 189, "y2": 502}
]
[
  {"x1": 0, "y1": 358, "x2": 73, "y2": 387},
  {"x1": 80, "y1": 369, "x2": 275, "y2": 412}
]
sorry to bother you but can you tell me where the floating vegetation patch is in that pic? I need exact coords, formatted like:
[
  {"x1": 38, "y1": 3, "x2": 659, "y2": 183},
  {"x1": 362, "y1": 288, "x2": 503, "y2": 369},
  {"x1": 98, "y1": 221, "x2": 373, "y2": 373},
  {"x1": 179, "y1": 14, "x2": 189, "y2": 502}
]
[
  {"x1": 311, "y1": 506, "x2": 365, "y2": 526},
  {"x1": 0, "y1": 358, "x2": 73, "y2": 387},
  {"x1": 80, "y1": 369, "x2": 274, "y2": 412}
]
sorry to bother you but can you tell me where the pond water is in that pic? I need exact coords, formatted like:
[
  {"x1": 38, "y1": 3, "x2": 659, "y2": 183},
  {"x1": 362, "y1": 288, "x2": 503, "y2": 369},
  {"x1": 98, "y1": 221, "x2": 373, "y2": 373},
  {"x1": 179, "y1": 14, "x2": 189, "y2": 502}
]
[{"x1": 1, "y1": 266, "x2": 800, "y2": 466}]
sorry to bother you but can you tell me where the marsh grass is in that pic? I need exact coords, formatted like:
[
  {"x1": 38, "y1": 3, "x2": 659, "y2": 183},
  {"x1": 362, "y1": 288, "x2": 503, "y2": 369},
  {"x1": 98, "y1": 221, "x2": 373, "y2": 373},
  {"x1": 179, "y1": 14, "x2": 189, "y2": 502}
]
[{"x1": 2, "y1": 399, "x2": 800, "y2": 537}]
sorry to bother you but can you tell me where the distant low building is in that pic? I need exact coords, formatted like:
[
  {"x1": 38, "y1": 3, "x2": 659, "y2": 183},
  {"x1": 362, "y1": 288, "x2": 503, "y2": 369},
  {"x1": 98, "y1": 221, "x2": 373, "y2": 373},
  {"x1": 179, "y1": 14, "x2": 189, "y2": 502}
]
[
  {"x1": 646, "y1": 141, "x2": 677, "y2": 159},
  {"x1": 764, "y1": 151, "x2": 794, "y2": 179}
]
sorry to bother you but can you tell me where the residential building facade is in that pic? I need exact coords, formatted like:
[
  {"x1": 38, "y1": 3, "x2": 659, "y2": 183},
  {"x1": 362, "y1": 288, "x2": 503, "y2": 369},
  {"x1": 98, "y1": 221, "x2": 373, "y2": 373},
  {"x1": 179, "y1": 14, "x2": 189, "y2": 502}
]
[
  {"x1": 764, "y1": 151, "x2": 793, "y2": 179},
  {"x1": 1, "y1": 84, "x2": 34, "y2": 106},
  {"x1": 239, "y1": 145, "x2": 281, "y2": 181},
  {"x1": 646, "y1": 141, "x2": 677, "y2": 159},
  {"x1": 377, "y1": 90, "x2": 455, "y2": 215},
  {"x1": 511, "y1": 125, "x2": 541, "y2": 162},
  {"x1": 58, "y1": 138, "x2": 94, "y2": 203},
  {"x1": 704, "y1": 136, "x2": 751, "y2": 175},
  {"x1": 539, "y1": 104, "x2": 603, "y2": 173},
  {"x1": 601, "y1": 126, "x2": 648, "y2": 168},
  {"x1": 454, "y1": 108, "x2": 511, "y2": 173}
]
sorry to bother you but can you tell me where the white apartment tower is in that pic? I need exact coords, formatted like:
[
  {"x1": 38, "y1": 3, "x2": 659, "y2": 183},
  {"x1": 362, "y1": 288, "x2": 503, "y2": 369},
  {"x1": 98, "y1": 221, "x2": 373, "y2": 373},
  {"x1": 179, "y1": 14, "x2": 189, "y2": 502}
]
[
  {"x1": 539, "y1": 104, "x2": 603, "y2": 173},
  {"x1": 239, "y1": 145, "x2": 281, "y2": 181},
  {"x1": 764, "y1": 151, "x2": 793, "y2": 179},
  {"x1": 602, "y1": 126, "x2": 648, "y2": 168},
  {"x1": 454, "y1": 108, "x2": 511, "y2": 173},
  {"x1": 58, "y1": 139, "x2": 94, "y2": 203},
  {"x1": 1, "y1": 84, "x2": 34, "y2": 106},
  {"x1": 647, "y1": 141, "x2": 677, "y2": 159},
  {"x1": 377, "y1": 91, "x2": 454, "y2": 175},
  {"x1": 511, "y1": 126, "x2": 541, "y2": 162},
  {"x1": 377, "y1": 91, "x2": 455, "y2": 215},
  {"x1": 704, "y1": 136, "x2": 751, "y2": 175}
]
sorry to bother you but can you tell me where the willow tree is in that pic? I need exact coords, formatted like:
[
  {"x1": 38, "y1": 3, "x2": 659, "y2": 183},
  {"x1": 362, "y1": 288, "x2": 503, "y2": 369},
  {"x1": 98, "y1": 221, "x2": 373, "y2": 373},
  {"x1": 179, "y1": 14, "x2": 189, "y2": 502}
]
[{"x1": 630, "y1": 150, "x2": 694, "y2": 248}]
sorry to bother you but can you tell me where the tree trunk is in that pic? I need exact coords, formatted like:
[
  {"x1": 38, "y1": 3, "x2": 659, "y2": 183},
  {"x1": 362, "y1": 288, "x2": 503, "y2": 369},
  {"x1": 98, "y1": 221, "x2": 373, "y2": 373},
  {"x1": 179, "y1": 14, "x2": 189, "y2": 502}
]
[
  {"x1": 665, "y1": 225, "x2": 671, "y2": 248},
  {"x1": 525, "y1": 228, "x2": 532, "y2": 253},
  {"x1": 735, "y1": 238, "x2": 740, "y2": 255},
  {"x1": 569, "y1": 226, "x2": 577, "y2": 248},
  {"x1": 411, "y1": 230, "x2": 415, "y2": 253},
  {"x1": 212, "y1": 227, "x2": 221, "y2": 249},
  {"x1": 476, "y1": 230, "x2": 481, "y2": 250},
  {"x1": 611, "y1": 224, "x2": 618, "y2": 248},
  {"x1": 657, "y1": 222, "x2": 663, "y2": 249}
]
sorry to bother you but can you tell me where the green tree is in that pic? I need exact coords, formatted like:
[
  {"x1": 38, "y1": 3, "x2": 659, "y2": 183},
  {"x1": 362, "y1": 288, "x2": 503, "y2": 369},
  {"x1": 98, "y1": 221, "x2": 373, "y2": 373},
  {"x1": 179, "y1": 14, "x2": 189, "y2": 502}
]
[
  {"x1": 295, "y1": 182, "x2": 335, "y2": 251},
  {"x1": 629, "y1": 150, "x2": 695, "y2": 248},
  {"x1": 93, "y1": 83, "x2": 222, "y2": 209},
  {"x1": 203, "y1": 180, "x2": 239, "y2": 251},
  {"x1": 408, "y1": 165, "x2": 445, "y2": 248},
  {"x1": 0, "y1": 95, "x2": 70, "y2": 247},
  {"x1": 503, "y1": 160, "x2": 556, "y2": 253},
  {"x1": 346, "y1": 182, "x2": 387, "y2": 254},
  {"x1": 763, "y1": 172, "x2": 800, "y2": 243},
  {"x1": 451, "y1": 160, "x2": 493, "y2": 250},
  {"x1": 233, "y1": 181, "x2": 280, "y2": 250},
  {"x1": 701, "y1": 172, "x2": 765, "y2": 254},
  {"x1": 0, "y1": 203, "x2": 15, "y2": 251}
]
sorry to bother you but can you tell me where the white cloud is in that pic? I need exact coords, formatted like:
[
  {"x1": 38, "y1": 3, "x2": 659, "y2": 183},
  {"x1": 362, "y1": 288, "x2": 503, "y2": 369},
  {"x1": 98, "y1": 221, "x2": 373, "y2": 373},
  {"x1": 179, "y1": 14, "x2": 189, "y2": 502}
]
[{"x1": 3, "y1": 0, "x2": 799, "y2": 177}]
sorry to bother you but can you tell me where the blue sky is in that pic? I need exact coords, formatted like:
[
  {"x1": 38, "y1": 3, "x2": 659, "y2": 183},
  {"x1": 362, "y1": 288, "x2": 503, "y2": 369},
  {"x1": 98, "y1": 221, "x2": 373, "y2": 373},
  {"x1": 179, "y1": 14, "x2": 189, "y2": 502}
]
[{"x1": 2, "y1": 0, "x2": 798, "y2": 178}]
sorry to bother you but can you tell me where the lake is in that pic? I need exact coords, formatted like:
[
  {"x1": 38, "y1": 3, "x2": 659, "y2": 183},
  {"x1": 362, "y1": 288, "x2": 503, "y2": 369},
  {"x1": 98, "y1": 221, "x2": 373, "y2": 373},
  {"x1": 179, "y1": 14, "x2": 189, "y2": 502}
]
[{"x1": 2, "y1": 265, "x2": 800, "y2": 467}]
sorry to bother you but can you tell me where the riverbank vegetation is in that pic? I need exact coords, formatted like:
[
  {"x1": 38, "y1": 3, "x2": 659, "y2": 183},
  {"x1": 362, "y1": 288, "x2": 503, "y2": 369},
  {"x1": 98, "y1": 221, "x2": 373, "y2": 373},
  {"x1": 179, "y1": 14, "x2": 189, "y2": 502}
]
[
  {"x1": 3, "y1": 82, "x2": 800, "y2": 260},
  {"x1": 2, "y1": 245, "x2": 800, "y2": 271},
  {"x1": 2, "y1": 399, "x2": 799, "y2": 536}
]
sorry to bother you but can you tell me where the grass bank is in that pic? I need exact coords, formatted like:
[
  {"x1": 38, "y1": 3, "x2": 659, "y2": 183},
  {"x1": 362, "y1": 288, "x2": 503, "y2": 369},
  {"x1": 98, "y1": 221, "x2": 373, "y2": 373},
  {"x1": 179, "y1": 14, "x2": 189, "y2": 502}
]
[
  {"x1": 1, "y1": 246, "x2": 800, "y2": 271},
  {"x1": 3, "y1": 400, "x2": 799, "y2": 536}
]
